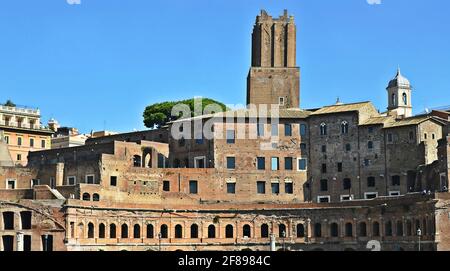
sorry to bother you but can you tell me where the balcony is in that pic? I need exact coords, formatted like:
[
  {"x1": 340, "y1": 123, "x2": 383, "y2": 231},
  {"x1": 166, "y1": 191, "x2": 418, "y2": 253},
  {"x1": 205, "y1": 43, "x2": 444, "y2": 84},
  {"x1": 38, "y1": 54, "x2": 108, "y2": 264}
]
[
  {"x1": 0, "y1": 120, "x2": 47, "y2": 131},
  {"x1": 0, "y1": 105, "x2": 40, "y2": 116}
]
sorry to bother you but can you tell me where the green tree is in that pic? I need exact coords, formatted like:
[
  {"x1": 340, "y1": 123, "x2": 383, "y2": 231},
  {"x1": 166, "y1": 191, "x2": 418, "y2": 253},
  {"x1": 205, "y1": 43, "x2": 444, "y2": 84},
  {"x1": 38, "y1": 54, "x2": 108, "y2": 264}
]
[
  {"x1": 143, "y1": 98, "x2": 227, "y2": 128},
  {"x1": 4, "y1": 100, "x2": 16, "y2": 107}
]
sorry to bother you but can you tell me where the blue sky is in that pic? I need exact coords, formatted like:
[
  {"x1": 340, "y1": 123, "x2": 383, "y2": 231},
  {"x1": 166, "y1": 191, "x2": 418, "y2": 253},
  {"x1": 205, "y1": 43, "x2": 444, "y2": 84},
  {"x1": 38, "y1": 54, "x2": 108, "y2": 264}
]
[{"x1": 0, "y1": 0, "x2": 449, "y2": 133}]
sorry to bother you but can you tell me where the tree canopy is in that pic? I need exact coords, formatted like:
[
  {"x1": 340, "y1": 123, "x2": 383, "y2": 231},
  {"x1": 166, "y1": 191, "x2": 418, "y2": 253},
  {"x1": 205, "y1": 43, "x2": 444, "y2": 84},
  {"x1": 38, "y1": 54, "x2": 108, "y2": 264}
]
[{"x1": 143, "y1": 98, "x2": 227, "y2": 128}]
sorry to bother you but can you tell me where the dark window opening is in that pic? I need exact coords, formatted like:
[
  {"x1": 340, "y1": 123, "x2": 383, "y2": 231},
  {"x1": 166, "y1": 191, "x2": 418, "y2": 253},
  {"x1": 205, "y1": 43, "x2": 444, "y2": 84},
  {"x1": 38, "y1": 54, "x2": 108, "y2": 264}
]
[
  {"x1": 320, "y1": 179, "x2": 328, "y2": 192},
  {"x1": 93, "y1": 194, "x2": 100, "y2": 202},
  {"x1": 227, "y1": 183, "x2": 236, "y2": 194},
  {"x1": 367, "y1": 177, "x2": 376, "y2": 187},
  {"x1": 343, "y1": 178, "x2": 351, "y2": 190},
  {"x1": 88, "y1": 223, "x2": 94, "y2": 239},
  {"x1": 208, "y1": 225, "x2": 216, "y2": 238},
  {"x1": 160, "y1": 224, "x2": 168, "y2": 238},
  {"x1": 330, "y1": 223, "x2": 339, "y2": 237},
  {"x1": 392, "y1": 175, "x2": 401, "y2": 186},
  {"x1": 99, "y1": 224, "x2": 106, "y2": 239},
  {"x1": 257, "y1": 157, "x2": 265, "y2": 170},
  {"x1": 359, "y1": 222, "x2": 367, "y2": 237},
  {"x1": 279, "y1": 224, "x2": 286, "y2": 238},
  {"x1": 24, "y1": 235, "x2": 31, "y2": 251},
  {"x1": 337, "y1": 163, "x2": 343, "y2": 172},
  {"x1": 257, "y1": 181, "x2": 266, "y2": 194},
  {"x1": 345, "y1": 223, "x2": 353, "y2": 237},
  {"x1": 225, "y1": 224, "x2": 234, "y2": 238},
  {"x1": 261, "y1": 224, "x2": 269, "y2": 238},
  {"x1": 373, "y1": 222, "x2": 380, "y2": 237},
  {"x1": 285, "y1": 183, "x2": 293, "y2": 194},
  {"x1": 190, "y1": 224, "x2": 198, "y2": 238},
  {"x1": 41, "y1": 235, "x2": 53, "y2": 251},
  {"x1": 285, "y1": 157, "x2": 293, "y2": 170},
  {"x1": 3, "y1": 212, "x2": 14, "y2": 230},
  {"x1": 297, "y1": 224, "x2": 305, "y2": 238},
  {"x1": 321, "y1": 163, "x2": 327, "y2": 173},
  {"x1": 227, "y1": 157, "x2": 236, "y2": 169},
  {"x1": 110, "y1": 176, "x2": 117, "y2": 187},
  {"x1": 110, "y1": 224, "x2": 117, "y2": 238},
  {"x1": 175, "y1": 225, "x2": 183, "y2": 239},
  {"x1": 189, "y1": 180, "x2": 198, "y2": 194},
  {"x1": 82, "y1": 193, "x2": 90, "y2": 201},
  {"x1": 2, "y1": 236, "x2": 14, "y2": 251},
  {"x1": 163, "y1": 181, "x2": 170, "y2": 192},
  {"x1": 243, "y1": 225, "x2": 251, "y2": 238},
  {"x1": 21, "y1": 211, "x2": 32, "y2": 230},
  {"x1": 121, "y1": 224, "x2": 129, "y2": 238},
  {"x1": 147, "y1": 224, "x2": 154, "y2": 238},
  {"x1": 314, "y1": 223, "x2": 322, "y2": 237},
  {"x1": 134, "y1": 224, "x2": 141, "y2": 238}
]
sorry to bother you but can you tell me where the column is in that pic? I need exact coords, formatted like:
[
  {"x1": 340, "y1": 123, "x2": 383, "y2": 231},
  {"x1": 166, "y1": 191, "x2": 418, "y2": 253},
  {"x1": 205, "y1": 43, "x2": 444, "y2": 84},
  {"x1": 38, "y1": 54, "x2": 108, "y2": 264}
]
[
  {"x1": 16, "y1": 232, "x2": 24, "y2": 251},
  {"x1": 306, "y1": 219, "x2": 311, "y2": 242}
]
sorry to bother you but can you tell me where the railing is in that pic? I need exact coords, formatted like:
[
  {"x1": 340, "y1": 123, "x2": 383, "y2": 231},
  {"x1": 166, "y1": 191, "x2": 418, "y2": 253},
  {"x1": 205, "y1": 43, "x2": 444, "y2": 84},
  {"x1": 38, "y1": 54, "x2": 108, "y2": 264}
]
[
  {"x1": 0, "y1": 105, "x2": 40, "y2": 115},
  {"x1": 0, "y1": 120, "x2": 47, "y2": 130}
]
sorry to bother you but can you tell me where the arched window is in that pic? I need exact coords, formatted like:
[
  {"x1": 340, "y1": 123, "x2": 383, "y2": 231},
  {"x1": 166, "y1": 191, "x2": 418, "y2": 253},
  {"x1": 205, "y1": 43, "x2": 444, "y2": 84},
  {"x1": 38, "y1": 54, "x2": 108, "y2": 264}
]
[
  {"x1": 385, "y1": 221, "x2": 393, "y2": 236},
  {"x1": 190, "y1": 224, "x2": 199, "y2": 238},
  {"x1": 99, "y1": 223, "x2": 105, "y2": 239},
  {"x1": 93, "y1": 193, "x2": 100, "y2": 202},
  {"x1": 345, "y1": 223, "x2": 353, "y2": 237},
  {"x1": 160, "y1": 224, "x2": 168, "y2": 238},
  {"x1": 110, "y1": 224, "x2": 116, "y2": 238},
  {"x1": 330, "y1": 223, "x2": 339, "y2": 237},
  {"x1": 359, "y1": 222, "x2": 367, "y2": 237},
  {"x1": 82, "y1": 193, "x2": 90, "y2": 201},
  {"x1": 406, "y1": 220, "x2": 412, "y2": 236},
  {"x1": 314, "y1": 223, "x2": 322, "y2": 237},
  {"x1": 261, "y1": 224, "x2": 269, "y2": 238},
  {"x1": 341, "y1": 121, "x2": 349, "y2": 134},
  {"x1": 88, "y1": 223, "x2": 94, "y2": 239},
  {"x1": 133, "y1": 155, "x2": 142, "y2": 167},
  {"x1": 297, "y1": 224, "x2": 305, "y2": 238},
  {"x1": 208, "y1": 225, "x2": 216, "y2": 238},
  {"x1": 279, "y1": 224, "x2": 286, "y2": 238},
  {"x1": 402, "y1": 93, "x2": 407, "y2": 105},
  {"x1": 415, "y1": 219, "x2": 421, "y2": 234},
  {"x1": 146, "y1": 224, "x2": 154, "y2": 238},
  {"x1": 121, "y1": 224, "x2": 128, "y2": 238},
  {"x1": 243, "y1": 225, "x2": 251, "y2": 238},
  {"x1": 368, "y1": 141, "x2": 374, "y2": 149},
  {"x1": 175, "y1": 224, "x2": 183, "y2": 239},
  {"x1": 396, "y1": 221, "x2": 403, "y2": 236},
  {"x1": 226, "y1": 225, "x2": 234, "y2": 238},
  {"x1": 392, "y1": 93, "x2": 396, "y2": 106},
  {"x1": 320, "y1": 123, "x2": 327, "y2": 136},
  {"x1": 134, "y1": 224, "x2": 141, "y2": 238},
  {"x1": 373, "y1": 222, "x2": 380, "y2": 237}
]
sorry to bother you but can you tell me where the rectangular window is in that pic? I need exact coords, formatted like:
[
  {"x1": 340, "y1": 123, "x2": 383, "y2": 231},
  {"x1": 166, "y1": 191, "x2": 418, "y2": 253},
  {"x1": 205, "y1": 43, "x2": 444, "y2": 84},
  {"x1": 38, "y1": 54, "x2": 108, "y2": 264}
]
[
  {"x1": 227, "y1": 183, "x2": 236, "y2": 194},
  {"x1": 17, "y1": 154, "x2": 22, "y2": 161},
  {"x1": 284, "y1": 124, "x2": 292, "y2": 136},
  {"x1": 321, "y1": 145, "x2": 327, "y2": 153},
  {"x1": 279, "y1": 97, "x2": 285, "y2": 106},
  {"x1": 226, "y1": 157, "x2": 236, "y2": 170},
  {"x1": 368, "y1": 127, "x2": 374, "y2": 133},
  {"x1": 163, "y1": 181, "x2": 170, "y2": 192},
  {"x1": 285, "y1": 182, "x2": 293, "y2": 194},
  {"x1": 271, "y1": 183, "x2": 280, "y2": 194},
  {"x1": 195, "y1": 138, "x2": 204, "y2": 145},
  {"x1": 365, "y1": 192, "x2": 378, "y2": 199},
  {"x1": 68, "y1": 176, "x2": 77, "y2": 185},
  {"x1": 391, "y1": 175, "x2": 401, "y2": 186},
  {"x1": 345, "y1": 144, "x2": 351, "y2": 151},
  {"x1": 364, "y1": 159, "x2": 370, "y2": 167},
  {"x1": 340, "y1": 195, "x2": 353, "y2": 201},
  {"x1": 298, "y1": 158, "x2": 307, "y2": 171},
  {"x1": 271, "y1": 123, "x2": 278, "y2": 137},
  {"x1": 257, "y1": 181, "x2": 266, "y2": 194},
  {"x1": 226, "y1": 130, "x2": 235, "y2": 144},
  {"x1": 337, "y1": 163, "x2": 343, "y2": 172},
  {"x1": 321, "y1": 164, "x2": 327, "y2": 174},
  {"x1": 4, "y1": 135, "x2": 9, "y2": 144},
  {"x1": 257, "y1": 157, "x2": 265, "y2": 170},
  {"x1": 389, "y1": 191, "x2": 400, "y2": 196},
  {"x1": 50, "y1": 177, "x2": 55, "y2": 189},
  {"x1": 86, "y1": 175, "x2": 95, "y2": 184},
  {"x1": 189, "y1": 180, "x2": 198, "y2": 194},
  {"x1": 271, "y1": 157, "x2": 279, "y2": 171},
  {"x1": 6, "y1": 179, "x2": 16, "y2": 189},
  {"x1": 257, "y1": 123, "x2": 265, "y2": 137},
  {"x1": 194, "y1": 156, "x2": 206, "y2": 169},
  {"x1": 41, "y1": 139, "x2": 46, "y2": 148},
  {"x1": 31, "y1": 179, "x2": 40, "y2": 187},
  {"x1": 284, "y1": 157, "x2": 293, "y2": 170},
  {"x1": 343, "y1": 179, "x2": 351, "y2": 190},
  {"x1": 30, "y1": 138, "x2": 34, "y2": 148},
  {"x1": 157, "y1": 154, "x2": 166, "y2": 168},
  {"x1": 18, "y1": 137, "x2": 22, "y2": 146},
  {"x1": 300, "y1": 143, "x2": 307, "y2": 151},
  {"x1": 388, "y1": 133, "x2": 393, "y2": 143},
  {"x1": 318, "y1": 196, "x2": 330, "y2": 203},
  {"x1": 367, "y1": 177, "x2": 376, "y2": 187},
  {"x1": 320, "y1": 179, "x2": 328, "y2": 192},
  {"x1": 110, "y1": 176, "x2": 117, "y2": 187},
  {"x1": 300, "y1": 124, "x2": 307, "y2": 136}
]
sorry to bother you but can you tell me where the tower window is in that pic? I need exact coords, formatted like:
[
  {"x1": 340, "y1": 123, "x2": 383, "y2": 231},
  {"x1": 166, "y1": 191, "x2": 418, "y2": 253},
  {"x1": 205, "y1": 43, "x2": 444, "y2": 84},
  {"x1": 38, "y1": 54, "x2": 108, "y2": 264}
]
[
  {"x1": 341, "y1": 121, "x2": 349, "y2": 134},
  {"x1": 392, "y1": 93, "x2": 396, "y2": 106},
  {"x1": 402, "y1": 93, "x2": 407, "y2": 105},
  {"x1": 320, "y1": 123, "x2": 327, "y2": 136},
  {"x1": 279, "y1": 97, "x2": 285, "y2": 106}
]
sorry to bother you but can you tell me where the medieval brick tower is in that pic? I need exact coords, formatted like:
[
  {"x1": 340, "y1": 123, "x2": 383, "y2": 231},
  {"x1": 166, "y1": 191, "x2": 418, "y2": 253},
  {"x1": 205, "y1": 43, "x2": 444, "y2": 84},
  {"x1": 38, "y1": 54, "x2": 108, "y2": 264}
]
[{"x1": 246, "y1": 10, "x2": 300, "y2": 109}]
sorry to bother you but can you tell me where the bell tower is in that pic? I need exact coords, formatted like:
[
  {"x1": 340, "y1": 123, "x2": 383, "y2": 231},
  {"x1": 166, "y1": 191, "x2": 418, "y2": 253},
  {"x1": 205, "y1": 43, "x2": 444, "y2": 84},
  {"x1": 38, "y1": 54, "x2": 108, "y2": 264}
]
[
  {"x1": 387, "y1": 68, "x2": 413, "y2": 118},
  {"x1": 246, "y1": 10, "x2": 300, "y2": 109}
]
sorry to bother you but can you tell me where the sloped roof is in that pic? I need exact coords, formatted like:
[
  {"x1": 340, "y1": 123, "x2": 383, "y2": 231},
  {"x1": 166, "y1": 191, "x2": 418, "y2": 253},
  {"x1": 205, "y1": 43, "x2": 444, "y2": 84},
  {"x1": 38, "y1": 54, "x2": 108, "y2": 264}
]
[
  {"x1": 384, "y1": 115, "x2": 447, "y2": 129},
  {"x1": 310, "y1": 101, "x2": 373, "y2": 116},
  {"x1": 360, "y1": 116, "x2": 395, "y2": 126}
]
